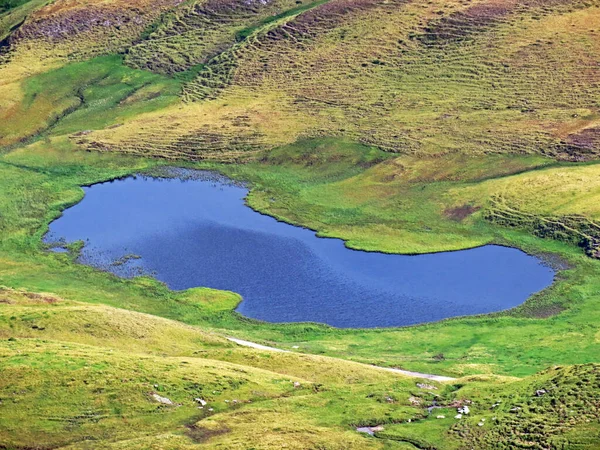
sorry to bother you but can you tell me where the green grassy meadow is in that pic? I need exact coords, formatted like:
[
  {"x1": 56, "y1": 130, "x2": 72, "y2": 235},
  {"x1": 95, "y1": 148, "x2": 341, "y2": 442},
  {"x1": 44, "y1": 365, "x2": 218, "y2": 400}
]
[{"x1": 1, "y1": 0, "x2": 600, "y2": 447}]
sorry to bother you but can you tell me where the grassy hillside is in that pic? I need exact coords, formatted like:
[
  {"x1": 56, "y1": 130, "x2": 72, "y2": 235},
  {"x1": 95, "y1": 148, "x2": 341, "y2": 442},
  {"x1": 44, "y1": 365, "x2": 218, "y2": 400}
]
[
  {"x1": 2, "y1": 286, "x2": 599, "y2": 449},
  {"x1": 75, "y1": 0, "x2": 600, "y2": 160},
  {"x1": 0, "y1": 0, "x2": 600, "y2": 447}
]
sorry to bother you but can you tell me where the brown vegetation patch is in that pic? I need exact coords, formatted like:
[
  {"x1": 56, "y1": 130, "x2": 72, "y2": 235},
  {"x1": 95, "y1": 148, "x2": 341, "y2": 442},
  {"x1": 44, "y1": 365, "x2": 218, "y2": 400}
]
[
  {"x1": 0, "y1": 287, "x2": 61, "y2": 305},
  {"x1": 264, "y1": 0, "x2": 400, "y2": 41},
  {"x1": 526, "y1": 304, "x2": 566, "y2": 319},
  {"x1": 418, "y1": 0, "x2": 585, "y2": 46},
  {"x1": 563, "y1": 126, "x2": 600, "y2": 159},
  {"x1": 444, "y1": 204, "x2": 481, "y2": 221},
  {"x1": 13, "y1": 0, "x2": 174, "y2": 42},
  {"x1": 4, "y1": 0, "x2": 180, "y2": 58},
  {"x1": 418, "y1": 1, "x2": 516, "y2": 46},
  {"x1": 185, "y1": 424, "x2": 231, "y2": 443}
]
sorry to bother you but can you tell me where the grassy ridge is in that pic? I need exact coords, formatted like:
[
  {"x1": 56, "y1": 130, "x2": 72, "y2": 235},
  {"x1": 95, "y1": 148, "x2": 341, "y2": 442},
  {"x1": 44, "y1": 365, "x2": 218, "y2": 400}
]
[
  {"x1": 0, "y1": 287, "x2": 421, "y2": 449},
  {"x1": 0, "y1": 0, "x2": 33, "y2": 14}
]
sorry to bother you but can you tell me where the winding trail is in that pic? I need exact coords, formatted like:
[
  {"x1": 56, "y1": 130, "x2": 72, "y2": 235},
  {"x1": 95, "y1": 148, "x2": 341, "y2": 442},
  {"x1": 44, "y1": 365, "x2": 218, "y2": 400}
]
[{"x1": 226, "y1": 337, "x2": 456, "y2": 382}]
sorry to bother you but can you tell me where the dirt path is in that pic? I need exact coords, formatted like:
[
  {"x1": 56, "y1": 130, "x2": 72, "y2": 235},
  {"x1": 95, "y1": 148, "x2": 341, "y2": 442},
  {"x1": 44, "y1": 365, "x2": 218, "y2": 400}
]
[{"x1": 226, "y1": 337, "x2": 456, "y2": 382}]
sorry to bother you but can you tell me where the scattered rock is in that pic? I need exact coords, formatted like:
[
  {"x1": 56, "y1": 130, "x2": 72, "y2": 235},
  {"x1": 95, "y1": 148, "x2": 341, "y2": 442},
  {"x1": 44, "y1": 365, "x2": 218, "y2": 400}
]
[
  {"x1": 356, "y1": 425, "x2": 384, "y2": 435},
  {"x1": 293, "y1": 381, "x2": 301, "y2": 388},
  {"x1": 437, "y1": 415, "x2": 445, "y2": 419},
  {"x1": 195, "y1": 398, "x2": 207, "y2": 406},
  {"x1": 478, "y1": 422, "x2": 484, "y2": 427},
  {"x1": 455, "y1": 414, "x2": 463, "y2": 419},
  {"x1": 409, "y1": 396, "x2": 421, "y2": 406},
  {"x1": 458, "y1": 405, "x2": 470, "y2": 415},
  {"x1": 292, "y1": 345, "x2": 299, "y2": 349},
  {"x1": 152, "y1": 393, "x2": 174, "y2": 405},
  {"x1": 416, "y1": 383, "x2": 437, "y2": 390},
  {"x1": 536, "y1": 389, "x2": 547, "y2": 397}
]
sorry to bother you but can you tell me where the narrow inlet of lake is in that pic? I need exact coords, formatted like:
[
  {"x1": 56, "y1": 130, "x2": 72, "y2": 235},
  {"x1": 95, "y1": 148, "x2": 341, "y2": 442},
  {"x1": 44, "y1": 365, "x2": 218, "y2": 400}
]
[{"x1": 45, "y1": 170, "x2": 555, "y2": 328}]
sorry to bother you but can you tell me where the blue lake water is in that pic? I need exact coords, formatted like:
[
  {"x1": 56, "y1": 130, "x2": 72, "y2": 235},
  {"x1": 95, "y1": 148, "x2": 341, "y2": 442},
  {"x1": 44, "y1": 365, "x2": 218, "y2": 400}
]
[{"x1": 44, "y1": 171, "x2": 556, "y2": 328}]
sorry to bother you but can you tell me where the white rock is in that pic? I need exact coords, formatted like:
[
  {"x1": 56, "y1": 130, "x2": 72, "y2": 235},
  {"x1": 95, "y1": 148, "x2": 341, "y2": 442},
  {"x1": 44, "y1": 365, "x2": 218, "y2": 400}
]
[
  {"x1": 436, "y1": 415, "x2": 445, "y2": 419},
  {"x1": 292, "y1": 346, "x2": 299, "y2": 349},
  {"x1": 152, "y1": 393, "x2": 173, "y2": 405},
  {"x1": 478, "y1": 422, "x2": 484, "y2": 427},
  {"x1": 454, "y1": 414, "x2": 462, "y2": 419},
  {"x1": 195, "y1": 398, "x2": 207, "y2": 406}
]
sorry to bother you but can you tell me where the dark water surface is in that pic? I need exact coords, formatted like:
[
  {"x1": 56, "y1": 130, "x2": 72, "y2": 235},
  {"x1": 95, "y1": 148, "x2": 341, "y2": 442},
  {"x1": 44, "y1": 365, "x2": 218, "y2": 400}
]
[{"x1": 45, "y1": 171, "x2": 555, "y2": 328}]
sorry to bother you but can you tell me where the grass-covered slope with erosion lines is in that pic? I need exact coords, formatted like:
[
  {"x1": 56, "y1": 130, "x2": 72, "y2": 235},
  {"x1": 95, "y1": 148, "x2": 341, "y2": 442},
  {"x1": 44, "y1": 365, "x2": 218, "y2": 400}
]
[
  {"x1": 1, "y1": 0, "x2": 600, "y2": 447},
  {"x1": 74, "y1": 0, "x2": 600, "y2": 161}
]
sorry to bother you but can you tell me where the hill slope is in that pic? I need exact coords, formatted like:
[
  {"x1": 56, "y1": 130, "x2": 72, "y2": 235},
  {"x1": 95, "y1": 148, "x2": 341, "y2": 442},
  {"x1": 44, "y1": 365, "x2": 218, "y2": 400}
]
[{"x1": 2, "y1": 287, "x2": 599, "y2": 449}]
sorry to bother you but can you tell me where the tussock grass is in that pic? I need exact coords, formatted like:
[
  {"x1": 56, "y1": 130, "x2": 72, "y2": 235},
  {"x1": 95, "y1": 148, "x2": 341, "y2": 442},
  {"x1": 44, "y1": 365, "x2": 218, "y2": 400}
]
[{"x1": 69, "y1": 0, "x2": 600, "y2": 161}]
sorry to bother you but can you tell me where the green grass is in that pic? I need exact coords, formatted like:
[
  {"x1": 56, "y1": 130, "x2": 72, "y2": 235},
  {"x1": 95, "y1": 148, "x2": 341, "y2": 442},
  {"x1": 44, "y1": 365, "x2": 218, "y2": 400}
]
[
  {"x1": 0, "y1": 339, "x2": 305, "y2": 448},
  {"x1": 0, "y1": 55, "x2": 181, "y2": 146},
  {"x1": 0, "y1": 0, "x2": 33, "y2": 14},
  {"x1": 0, "y1": 0, "x2": 48, "y2": 43}
]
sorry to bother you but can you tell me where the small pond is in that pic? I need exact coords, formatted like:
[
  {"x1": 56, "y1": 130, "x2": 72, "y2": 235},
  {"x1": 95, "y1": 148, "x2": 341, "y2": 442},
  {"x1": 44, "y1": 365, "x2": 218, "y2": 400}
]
[{"x1": 45, "y1": 170, "x2": 555, "y2": 328}]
